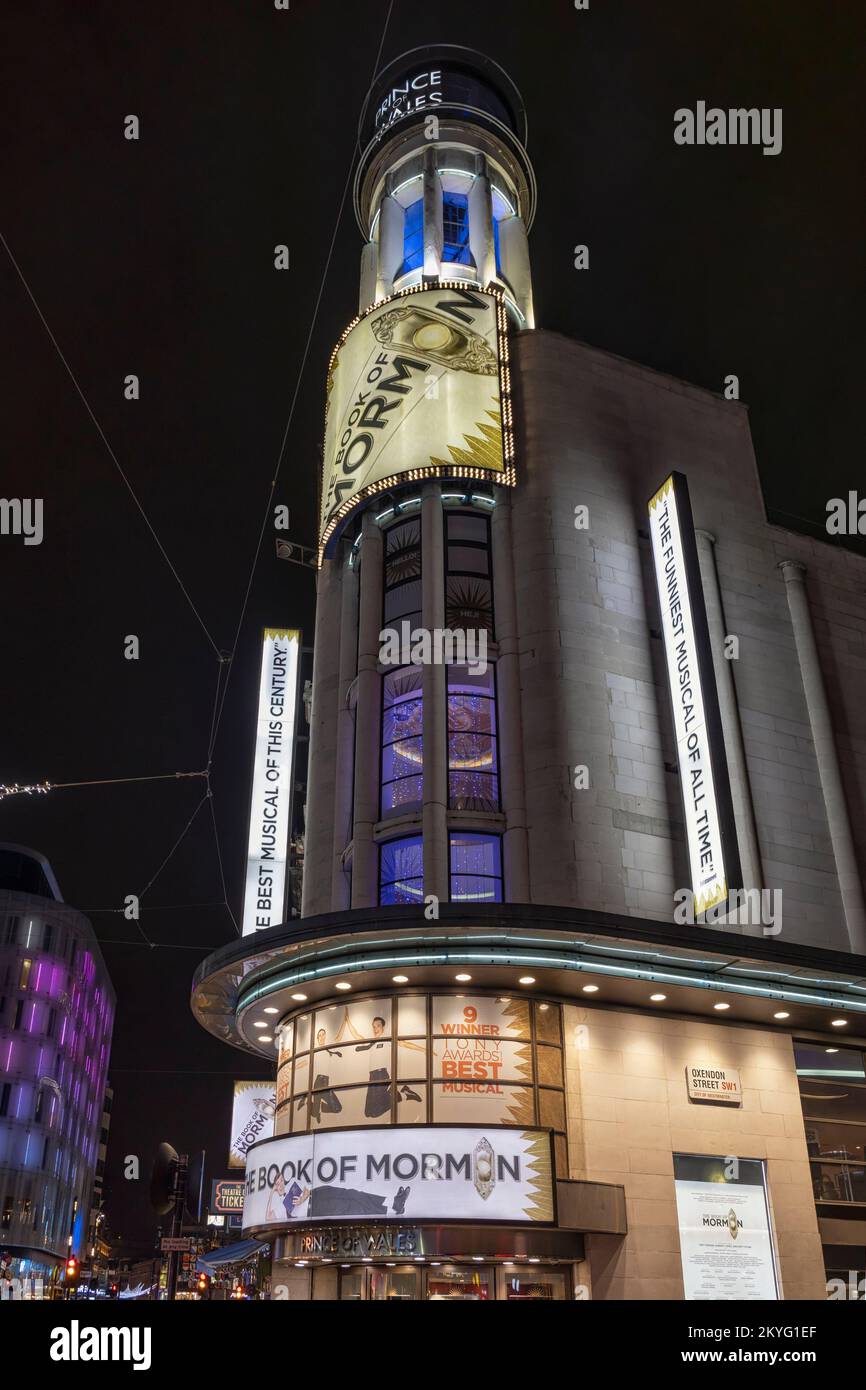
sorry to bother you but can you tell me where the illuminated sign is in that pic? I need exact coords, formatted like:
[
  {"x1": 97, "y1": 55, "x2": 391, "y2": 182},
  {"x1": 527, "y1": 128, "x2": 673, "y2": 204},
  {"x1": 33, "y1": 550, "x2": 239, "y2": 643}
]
[
  {"x1": 242, "y1": 1126, "x2": 554, "y2": 1230},
  {"x1": 647, "y1": 472, "x2": 740, "y2": 915},
  {"x1": 319, "y1": 284, "x2": 513, "y2": 558},
  {"x1": 210, "y1": 1179, "x2": 247, "y2": 1214},
  {"x1": 685, "y1": 1065, "x2": 742, "y2": 1105},
  {"x1": 241, "y1": 627, "x2": 301, "y2": 936},
  {"x1": 674, "y1": 1156, "x2": 778, "y2": 1300},
  {"x1": 229, "y1": 1082, "x2": 276, "y2": 1170}
]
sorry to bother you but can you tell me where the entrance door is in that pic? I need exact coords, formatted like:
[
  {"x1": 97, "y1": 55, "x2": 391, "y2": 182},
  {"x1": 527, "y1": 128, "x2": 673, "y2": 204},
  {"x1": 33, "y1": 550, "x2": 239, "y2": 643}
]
[
  {"x1": 366, "y1": 1265, "x2": 419, "y2": 1300},
  {"x1": 426, "y1": 1265, "x2": 493, "y2": 1300}
]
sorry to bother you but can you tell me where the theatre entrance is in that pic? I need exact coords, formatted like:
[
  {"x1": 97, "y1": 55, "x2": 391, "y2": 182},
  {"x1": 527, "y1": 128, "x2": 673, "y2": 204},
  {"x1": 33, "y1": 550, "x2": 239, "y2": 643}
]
[{"x1": 336, "y1": 1263, "x2": 570, "y2": 1300}]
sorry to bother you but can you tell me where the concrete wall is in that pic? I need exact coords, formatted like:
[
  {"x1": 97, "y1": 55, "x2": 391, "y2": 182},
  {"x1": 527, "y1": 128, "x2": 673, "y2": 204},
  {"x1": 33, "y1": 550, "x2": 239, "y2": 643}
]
[
  {"x1": 563, "y1": 1003, "x2": 826, "y2": 1301},
  {"x1": 513, "y1": 329, "x2": 866, "y2": 950}
]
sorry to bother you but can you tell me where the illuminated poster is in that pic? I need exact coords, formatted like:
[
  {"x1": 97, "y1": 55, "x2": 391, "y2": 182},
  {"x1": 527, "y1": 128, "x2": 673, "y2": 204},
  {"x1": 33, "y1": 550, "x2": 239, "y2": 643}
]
[
  {"x1": 241, "y1": 628, "x2": 301, "y2": 936},
  {"x1": 431, "y1": 996, "x2": 533, "y2": 1125},
  {"x1": 229, "y1": 1081, "x2": 276, "y2": 1170},
  {"x1": 242, "y1": 1126, "x2": 554, "y2": 1229},
  {"x1": 674, "y1": 1156, "x2": 779, "y2": 1300},
  {"x1": 319, "y1": 285, "x2": 513, "y2": 557},
  {"x1": 647, "y1": 473, "x2": 739, "y2": 916}
]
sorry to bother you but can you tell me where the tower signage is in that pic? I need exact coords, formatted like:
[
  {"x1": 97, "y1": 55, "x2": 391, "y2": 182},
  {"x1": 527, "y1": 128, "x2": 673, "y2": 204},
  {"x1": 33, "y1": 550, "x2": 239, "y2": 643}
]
[
  {"x1": 241, "y1": 628, "x2": 301, "y2": 936},
  {"x1": 319, "y1": 284, "x2": 513, "y2": 558},
  {"x1": 647, "y1": 472, "x2": 740, "y2": 917}
]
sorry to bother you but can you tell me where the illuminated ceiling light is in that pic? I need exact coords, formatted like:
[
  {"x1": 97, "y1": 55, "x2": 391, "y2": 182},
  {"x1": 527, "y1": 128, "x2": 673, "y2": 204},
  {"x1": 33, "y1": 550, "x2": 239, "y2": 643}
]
[
  {"x1": 582, "y1": 984, "x2": 599, "y2": 994},
  {"x1": 291, "y1": 993, "x2": 307, "y2": 1002},
  {"x1": 518, "y1": 976, "x2": 536, "y2": 986},
  {"x1": 773, "y1": 1011, "x2": 790, "y2": 1020},
  {"x1": 650, "y1": 993, "x2": 666, "y2": 1002},
  {"x1": 264, "y1": 1007, "x2": 279, "y2": 1015},
  {"x1": 713, "y1": 1002, "x2": 730, "y2": 1011},
  {"x1": 335, "y1": 982, "x2": 352, "y2": 992},
  {"x1": 472, "y1": 1256, "x2": 484, "y2": 1262},
  {"x1": 831, "y1": 1019, "x2": 847, "y2": 1027},
  {"x1": 455, "y1": 973, "x2": 472, "y2": 982},
  {"x1": 825, "y1": 1048, "x2": 839, "y2": 1054},
  {"x1": 528, "y1": 1258, "x2": 540, "y2": 1264},
  {"x1": 252, "y1": 1022, "x2": 267, "y2": 1029},
  {"x1": 259, "y1": 1036, "x2": 272, "y2": 1043},
  {"x1": 392, "y1": 975, "x2": 409, "y2": 984}
]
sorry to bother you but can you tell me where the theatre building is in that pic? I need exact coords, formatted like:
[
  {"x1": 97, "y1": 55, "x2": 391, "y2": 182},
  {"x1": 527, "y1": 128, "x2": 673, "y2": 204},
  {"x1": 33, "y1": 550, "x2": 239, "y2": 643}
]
[{"x1": 192, "y1": 48, "x2": 866, "y2": 1301}]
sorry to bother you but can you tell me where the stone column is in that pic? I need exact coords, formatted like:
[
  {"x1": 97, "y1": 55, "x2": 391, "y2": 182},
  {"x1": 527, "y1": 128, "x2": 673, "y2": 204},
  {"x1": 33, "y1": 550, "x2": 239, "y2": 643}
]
[
  {"x1": 330, "y1": 542, "x2": 359, "y2": 911},
  {"x1": 350, "y1": 511, "x2": 383, "y2": 908},
  {"x1": 695, "y1": 530, "x2": 763, "y2": 896},
  {"x1": 497, "y1": 214, "x2": 535, "y2": 327},
  {"x1": 422, "y1": 147, "x2": 443, "y2": 278},
  {"x1": 301, "y1": 557, "x2": 342, "y2": 918},
  {"x1": 779, "y1": 559, "x2": 866, "y2": 952},
  {"x1": 492, "y1": 489, "x2": 530, "y2": 900},
  {"x1": 422, "y1": 483, "x2": 449, "y2": 900},
  {"x1": 376, "y1": 192, "x2": 403, "y2": 300},
  {"x1": 468, "y1": 157, "x2": 496, "y2": 286}
]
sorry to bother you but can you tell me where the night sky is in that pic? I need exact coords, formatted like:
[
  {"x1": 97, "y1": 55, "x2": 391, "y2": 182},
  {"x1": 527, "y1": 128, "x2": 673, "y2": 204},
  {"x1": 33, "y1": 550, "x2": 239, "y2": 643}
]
[{"x1": 1, "y1": 1, "x2": 862, "y2": 1256}]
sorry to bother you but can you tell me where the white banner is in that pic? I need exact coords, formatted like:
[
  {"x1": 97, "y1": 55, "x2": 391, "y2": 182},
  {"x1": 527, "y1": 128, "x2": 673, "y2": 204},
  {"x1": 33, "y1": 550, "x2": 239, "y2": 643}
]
[
  {"x1": 648, "y1": 476, "x2": 728, "y2": 914},
  {"x1": 243, "y1": 1126, "x2": 554, "y2": 1228},
  {"x1": 320, "y1": 286, "x2": 511, "y2": 555},
  {"x1": 229, "y1": 1082, "x2": 277, "y2": 1170},
  {"x1": 242, "y1": 628, "x2": 300, "y2": 936},
  {"x1": 675, "y1": 1176, "x2": 779, "y2": 1300}
]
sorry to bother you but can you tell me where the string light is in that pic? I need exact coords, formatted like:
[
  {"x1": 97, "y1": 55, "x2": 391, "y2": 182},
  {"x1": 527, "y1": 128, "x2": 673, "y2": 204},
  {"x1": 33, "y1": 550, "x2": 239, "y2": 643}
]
[{"x1": 0, "y1": 781, "x2": 51, "y2": 802}]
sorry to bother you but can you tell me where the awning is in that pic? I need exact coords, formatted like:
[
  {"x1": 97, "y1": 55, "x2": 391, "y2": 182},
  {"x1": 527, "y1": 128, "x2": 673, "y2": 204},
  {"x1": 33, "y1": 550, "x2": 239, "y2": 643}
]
[{"x1": 195, "y1": 1239, "x2": 268, "y2": 1272}]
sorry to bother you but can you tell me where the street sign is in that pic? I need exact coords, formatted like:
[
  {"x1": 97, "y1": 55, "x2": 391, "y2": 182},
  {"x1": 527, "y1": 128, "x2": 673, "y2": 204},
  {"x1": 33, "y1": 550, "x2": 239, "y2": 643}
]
[{"x1": 160, "y1": 1237, "x2": 191, "y2": 1252}]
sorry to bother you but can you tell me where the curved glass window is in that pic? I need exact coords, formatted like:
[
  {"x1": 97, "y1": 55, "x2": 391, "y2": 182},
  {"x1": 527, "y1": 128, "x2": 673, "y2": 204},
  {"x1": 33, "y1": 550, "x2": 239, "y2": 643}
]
[
  {"x1": 399, "y1": 198, "x2": 424, "y2": 277},
  {"x1": 445, "y1": 509, "x2": 493, "y2": 639},
  {"x1": 381, "y1": 669, "x2": 424, "y2": 817},
  {"x1": 383, "y1": 517, "x2": 422, "y2": 634},
  {"x1": 448, "y1": 666, "x2": 499, "y2": 811},
  {"x1": 379, "y1": 836, "x2": 424, "y2": 906},
  {"x1": 449, "y1": 832, "x2": 502, "y2": 903},
  {"x1": 442, "y1": 192, "x2": 474, "y2": 267}
]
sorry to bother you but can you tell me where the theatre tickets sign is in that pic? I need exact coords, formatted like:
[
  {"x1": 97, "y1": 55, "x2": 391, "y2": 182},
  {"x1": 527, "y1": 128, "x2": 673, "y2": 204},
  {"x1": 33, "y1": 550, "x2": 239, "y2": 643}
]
[
  {"x1": 242, "y1": 1126, "x2": 554, "y2": 1231},
  {"x1": 647, "y1": 473, "x2": 740, "y2": 917},
  {"x1": 319, "y1": 284, "x2": 514, "y2": 558}
]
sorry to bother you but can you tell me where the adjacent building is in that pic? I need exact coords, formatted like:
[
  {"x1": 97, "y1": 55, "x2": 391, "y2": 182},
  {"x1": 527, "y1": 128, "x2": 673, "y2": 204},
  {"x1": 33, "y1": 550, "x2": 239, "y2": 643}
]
[
  {"x1": 192, "y1": 46, "x2": 866, "y2": 1301},
  {"x1": 0, "y1": 844, "x2": 115, "y2": 1291}
]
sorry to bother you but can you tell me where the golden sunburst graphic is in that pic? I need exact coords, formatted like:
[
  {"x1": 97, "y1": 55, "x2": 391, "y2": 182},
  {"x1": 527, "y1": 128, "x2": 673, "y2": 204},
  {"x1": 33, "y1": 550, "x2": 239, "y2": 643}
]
[
  {"x1": 519, "y1": 1131, "x2": 555, "y2": 1223},
  {"x1": 429, "y1": 404, "x2": 504, "y2": 472}
]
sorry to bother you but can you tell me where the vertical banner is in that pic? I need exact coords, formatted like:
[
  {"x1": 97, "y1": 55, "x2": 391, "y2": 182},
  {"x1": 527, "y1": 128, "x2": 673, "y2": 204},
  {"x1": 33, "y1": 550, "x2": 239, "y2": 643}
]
[
  {"x1": 647, "y1": 473, "x2": 740, "y2": 916},
  {"x1": 242, "y1": 628, "x2": 301, "y2": 936}
]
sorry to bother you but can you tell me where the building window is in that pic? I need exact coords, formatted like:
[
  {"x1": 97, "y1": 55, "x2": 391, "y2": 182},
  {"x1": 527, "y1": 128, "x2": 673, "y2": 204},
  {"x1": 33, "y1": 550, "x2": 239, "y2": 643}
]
[
  {"x1": 399, "y1": 197, "x2": 424, "y2": 277},
  {"x1": 1, "y1": 1198, "x2": 11, "y2": 1231},
  {"x1": 20, "y1": 958, "x2": 32, "y2": 990},
  {"x1": 449, "y1": 832, "x2": 503, "y2": 903},
  {"x1": 383, "y1": 517, "x2": 422, "y2": 634},
  {"x1": 381, "y1": 669, "x2": 423, "y2": 818},
  {"x1": 445, "y1": 509, "x2": 494, "y2": 639},
  {"x1": 796, "y1": 1042, "x2": 866, "y2": 1206},
  {"x1": 448, "y1": 666, "x2": 499, "y2": 811},
  {"x1": 442, "y1": 192, "x2": 473, "y2": 266},
  {"x1": 379, "y1": 836, "x2": 424, "y2": 906},
  {"x1": 493, "y1": 215, "x2": 502, "y2": 275},
  {"x1": 13, "y1": 1000, "x2": 23, "y2": 1030},
  {"x1": 0, "y1": 1083, "x2": 10, "y2": 1118}
]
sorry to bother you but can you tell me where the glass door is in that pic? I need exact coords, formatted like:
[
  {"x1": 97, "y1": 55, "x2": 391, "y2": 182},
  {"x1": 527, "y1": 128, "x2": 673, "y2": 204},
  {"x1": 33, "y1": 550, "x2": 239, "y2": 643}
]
[
  {"x1": 367, "y1": 1265, "x2": 419, "y2": 1300},
  {"x1": 425, "y1": 1265, "x2": 493, "y2": 1300}
]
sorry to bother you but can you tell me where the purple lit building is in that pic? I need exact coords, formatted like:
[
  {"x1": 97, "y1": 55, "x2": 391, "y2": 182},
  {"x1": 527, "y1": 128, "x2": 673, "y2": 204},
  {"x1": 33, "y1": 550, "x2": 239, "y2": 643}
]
[{"x1": 0, "y1": 845, "x2": 115, "y2": 1289}]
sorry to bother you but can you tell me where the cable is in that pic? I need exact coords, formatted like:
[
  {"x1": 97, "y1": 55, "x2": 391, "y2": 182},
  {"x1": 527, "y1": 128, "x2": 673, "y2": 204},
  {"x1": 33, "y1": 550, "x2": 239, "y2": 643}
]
[
  {"x1": 209, "y1": 0, "x2": 396, "y2": 751},
  {"x1": 0, "y1": 229, "x2": 221, "y2": 659}
]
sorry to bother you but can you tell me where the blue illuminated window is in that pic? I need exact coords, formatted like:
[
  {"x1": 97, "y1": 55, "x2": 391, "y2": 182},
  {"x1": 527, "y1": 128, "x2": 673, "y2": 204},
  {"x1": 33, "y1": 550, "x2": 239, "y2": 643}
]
[
  {"x1": 379, "y1": 836, "x2": 424, "y2": 906},
  {"x1": 493, "y1": 215, "x2": 502, "y2": 274},
  {"x1": 381, "y1": 669, "x2": 423, "y2": 818},
  {"x1": 448, "y1": 666, "x2": 499, "y2": 812},
  {"x1": 449, "y1": 832, "x2": 503, "y2": 903},
  {"x1": 399, "y1": 198, "x2": 424, "y2": 277},
  {"x1": 442, "y1": 192, "x2": 473, "y2": 266}
]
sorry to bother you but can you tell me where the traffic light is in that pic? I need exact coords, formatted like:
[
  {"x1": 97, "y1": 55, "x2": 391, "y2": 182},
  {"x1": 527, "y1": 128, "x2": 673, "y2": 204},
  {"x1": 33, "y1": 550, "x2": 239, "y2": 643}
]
[
  {"x1": 64, "y1": 1256, "x2": 79, "y2": 1284},
  {"x1": 196, "y1": 1272, "x2": 209, "y2": 1295},
  {"x1": 109, "y1": 1283, "x2": 119, "y2": 1299}
]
